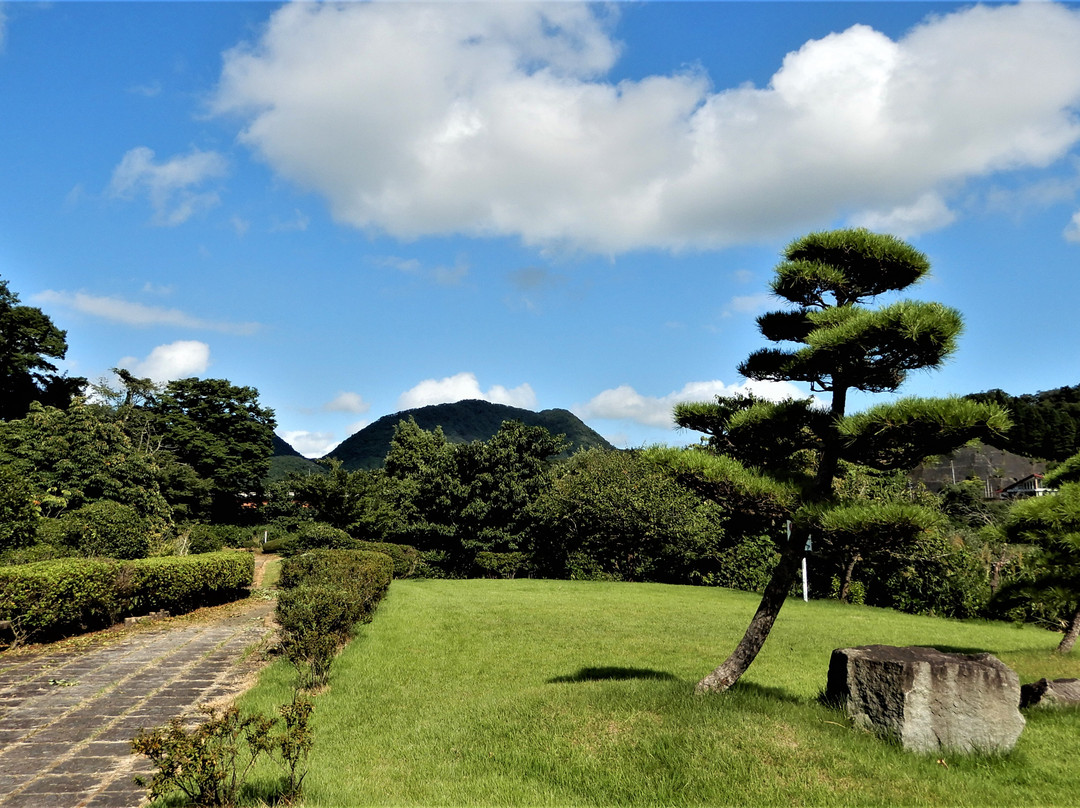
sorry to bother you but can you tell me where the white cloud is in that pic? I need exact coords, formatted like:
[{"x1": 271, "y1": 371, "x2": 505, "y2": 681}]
[
  {"x1": 725, "y1": 293, "x2": 773, "y2": 316},
  {"x1": 35, "y1": 290, "x2": 259, "y2": 335},
  {"x1": 213, "y1": 2, "x2": 1080, "y2": 253},
  {"x1": 397, "y1": 372, "x2": 537, "y2": 410},
  {"x1": 324, "y1": 391, "x2": 370, "y2": 414},
  {"x1": 118, "y1": 340, "x2": 211, "y2": 382},
  {"x1": 1065, "y1": 210, "x2": 1080, "y2": 243},
  {"x1": 575, "y1": 379, "x2": 814, "y2": 429},
  {"x1": 849, "y1": 192, "x2": 957, "y2": 238},
  {"x1": 281, "y1": 430, "x2": 337, "y2": 459},
  {"x1": 108, "y1": 146, "x2": 227, "y2": 226},
  {"x1": 369, "y1": 255, "x2": 468, "y2": 286}
]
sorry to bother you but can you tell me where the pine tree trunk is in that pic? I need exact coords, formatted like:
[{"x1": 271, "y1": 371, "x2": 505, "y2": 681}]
[
  {"x1": 1057, "y1": 604, "x2": 1080, "y2": 654},
  {"x1": 695, "y1": 539, "x2": 804, "y2": 694},
  {"x1": 839, "y1": 555, "x2": 860, "y2": 603}
]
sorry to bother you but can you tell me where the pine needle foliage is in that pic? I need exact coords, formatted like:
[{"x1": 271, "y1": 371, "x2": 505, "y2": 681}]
[{"x1": 673, "y1": 228, "x2": 1010, "y2": 693}]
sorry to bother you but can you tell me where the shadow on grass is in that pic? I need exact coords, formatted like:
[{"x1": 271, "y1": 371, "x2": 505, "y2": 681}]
[
  {"x1": 548, "y1": 666, "x2": 679, "y2": 684},
  {"x1": 724, "y1": 680, "x2": 807, "y2": 706}
]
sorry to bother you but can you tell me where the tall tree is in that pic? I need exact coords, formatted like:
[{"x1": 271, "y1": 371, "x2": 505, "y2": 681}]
[
  {"x1": 151, "y1": 377, "x2": 275, "y2": 521},
  {"x1": 672, "y1": 228, "x2": 1009, "y2": 693},
  {"x1": 0, "y1": 277, "x2": 85, "y2": 420},
  {"x1": 0, "y1": 400, "x2": 171, "y2": 523}
]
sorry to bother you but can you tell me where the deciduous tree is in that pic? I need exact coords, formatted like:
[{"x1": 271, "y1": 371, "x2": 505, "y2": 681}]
[
  {"x1": 0, "y1": 277, "x2": 85, "y2": 420},
  {"x1": 151, "y1": 378, "x2": 275, "y2": 521}
]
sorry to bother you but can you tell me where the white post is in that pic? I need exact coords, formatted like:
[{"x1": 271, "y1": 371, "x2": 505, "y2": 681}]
[{"x1": 802, "y1": 557, "x2": 809, "y2": 602}]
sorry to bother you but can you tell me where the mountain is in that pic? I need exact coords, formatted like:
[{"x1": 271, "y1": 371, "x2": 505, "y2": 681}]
[
  {"x1": 267, "y1": 433, "x2": 324, "y2": 481},
  {"x1": 323, "y1": 399, "x2": 616, "y2": 471},
  {"x1": 272, "y1": 433, "x2": 304, "y2": 458}
]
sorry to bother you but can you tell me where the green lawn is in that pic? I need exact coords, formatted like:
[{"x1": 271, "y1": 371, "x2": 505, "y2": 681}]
[{"x1": 241, "y1": 578, "x2": 1080, "y2": 806}]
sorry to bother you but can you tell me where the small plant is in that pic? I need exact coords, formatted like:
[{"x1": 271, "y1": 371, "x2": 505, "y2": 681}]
[
  {"x1": 276, "y1": 693, "x2": 314, "y2": 800},
  {"x1": 131, "y1": 694, "x2": 313, "y2": 807}
]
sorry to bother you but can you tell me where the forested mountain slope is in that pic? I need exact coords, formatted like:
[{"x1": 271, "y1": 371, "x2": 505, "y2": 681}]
[
  {"x1": 967, "y1": 385, "x2": 1080, "y2": 461},
  {"x1": 323, "y1": 399, "x2": 615, "y2": 471}
]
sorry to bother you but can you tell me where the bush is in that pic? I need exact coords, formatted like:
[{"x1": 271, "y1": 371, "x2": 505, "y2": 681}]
[
  {"x1": 0, "y1": 558, "x2": 124, "y2": 643},
  {"x1": 276, "y1": 549, "x2": 394, "y2": 687},
  {"x1": 707, "y1": 534, "x2": 780, "y2": 593},
  {"x1": 289, "y1": 523, "x2": 359, "y2": 554},
  {"x1": 179, "y1": 523, "x2": 256, "y2": 555},
  {"x1": 0, "y1": 551, "x2": 254, "y2": 645},
  {"x1": 858, "y1": 533, "x2": 990, "y2": 619},
  {"x1": 276, "y1": 585, "x2": 356, "y2": 688},
  {"x1": 0, "y1": 543, "x2": 66, "y2": 567},
  {"x1": 528, "y1": 449, "x2": 727, "y2": 584},
  {"x1": 354, "y1": 540, "x2": 420, "y2": 578},
  {"x1": 132, "y1": 694, "x2": 313, "y2": 807},
  {"x1": 126, "y1": 552, "x2": 255, "y2": 614},
  {"x1": 278, "y1": 550, "x2": 392, "y2": 610},
  {"x1": 261, "y1": 536, "x2": 296, "y2": 555},
  {"x1": 474, "y1": 551, "x2": 529, "y2": 579},
  {"x1": 60, "y1": 500, "x2": 151, "y2": 560},
  {"x1": 0, "y1": 467, "x2": 40, "y2": 553}
]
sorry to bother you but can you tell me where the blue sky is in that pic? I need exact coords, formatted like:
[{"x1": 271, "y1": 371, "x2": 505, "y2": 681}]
[{"x1": 3, "y1": 1, "x2": 1080, "y2": 457}]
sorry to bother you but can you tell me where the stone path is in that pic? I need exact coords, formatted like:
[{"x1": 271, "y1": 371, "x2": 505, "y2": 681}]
[{"x1": 0, "y1": 566, "x2": 277, "y2": 808}]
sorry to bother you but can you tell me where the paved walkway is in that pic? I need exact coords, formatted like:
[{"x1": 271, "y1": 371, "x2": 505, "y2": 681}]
[{"x1": 0, "y1": 564, "x2": 277, "y2": 808}]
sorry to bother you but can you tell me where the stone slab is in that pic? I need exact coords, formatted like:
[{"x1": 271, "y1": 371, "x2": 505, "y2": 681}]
[{"x1": 826, "y1": 645, "x2": 1025, "y2": 754}]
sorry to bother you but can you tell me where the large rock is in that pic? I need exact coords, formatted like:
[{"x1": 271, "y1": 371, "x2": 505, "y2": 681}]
[
  {"x1": 826, "y1": 645, "x2": 1025, "y2": 754},
  {"x1": 1020, "y1": 678, "x2": 1080, "y2": 709}
]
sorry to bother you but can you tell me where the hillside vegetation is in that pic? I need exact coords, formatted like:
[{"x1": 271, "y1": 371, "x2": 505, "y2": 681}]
[{"x1": 321, "y1": 399, "x2": 614, "y2": 471}]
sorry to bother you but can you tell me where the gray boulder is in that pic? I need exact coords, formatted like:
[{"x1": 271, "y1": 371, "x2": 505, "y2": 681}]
[
  {"x1": 826, "y1": 645, "x2": 1025, "y2": 754},
  {"x1": 1020, "y1": 678, "x2": 1080, "y2": 709}
]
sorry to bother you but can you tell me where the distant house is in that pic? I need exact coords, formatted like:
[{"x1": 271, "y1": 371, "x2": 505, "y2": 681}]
[{"x1": 997, "y1": 474, "x2": 1052, "y2": 499}]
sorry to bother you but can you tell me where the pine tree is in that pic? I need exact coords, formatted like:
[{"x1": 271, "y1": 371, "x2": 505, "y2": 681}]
[{"x1": 672, "y1": 228, "x2": 1009, "y2": 693}]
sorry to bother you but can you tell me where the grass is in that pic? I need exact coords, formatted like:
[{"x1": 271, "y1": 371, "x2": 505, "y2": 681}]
[{"x1": 238, "y1": 578, "x2": 1080, "y2": 806}]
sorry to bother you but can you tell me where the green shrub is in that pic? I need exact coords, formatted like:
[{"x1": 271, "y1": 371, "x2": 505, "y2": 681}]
[
  {"x1": 276, "y1": 549, "x2": 394, "y2": 688},
  {"x1": 132, "y1": 694, "x2": 313, "y2": 807},
  {"x1": 354, "y1": 540, "x2": 420, "y2": 578},
  {"x1": 829, "y1": 575, "x2": 867, "y2": 605},
  {"x1": 279, "y1": 550, "x2": 393, "y2": 614},
  {"x1": 0, "y1": 467, "x2": 40, "y2": 553},
  {"x1": 60, "y1": 500, "x2": 151, "y2": 560},
  {"x1": 413, "y1": 550, "x2": 454, "y2": 579},
  {"x1": 261, "y1": 536, "x2": 296, "y2": 555},
  {"x1": 0, "y1": 551, "x2": 254, "y2": 645},
  {"x1": 177, "y1": 523, "x2": 257, "y2": 555},
  {"x1": 126, "y1": 552, "x2": 254, "y2": 614},
  {"x1": 528, "y1": 448, "x2": 726, "y2": 584},
  {"x1": 276, "y1": 584, "x2": 356, "y2": 688},
  {"x1": 35, "y1": 517, "x2": 66, "y2": 547},
  {"x1": 474, "y1": 551, "x2": 529, "y2": 579},
  {"x1": 178, "y1": 522, "x2": 225, "y2": 554},
  {"x1": 0, "y1": 543, "x2": 67, "y2": 567},
  {"x1": 290, "y1": 523, "x2": 359, "y2": 554},
  {"x1": 0, "y1": 558, "x2": 123, "y2": 643},
  {"x1": 707, "y1": 534, "x2": 780, "y2": 592}
]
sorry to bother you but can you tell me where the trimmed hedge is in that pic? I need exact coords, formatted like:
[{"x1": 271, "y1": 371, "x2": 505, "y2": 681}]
[
  {"x1": 0, "y1": 551, "x2": 255, "y2": 645},
  {"x1": 126, "y1": 552, "x2": 255, "y2": 614},
  {"x1": 278, "y1": 549, "x2": 393, "y2": 619},
  {"x1": 0, "y1": 558, "x2": 123, "y2": 643},
  {"x1": 353, "y1": 541, "x2": 420, "y2": 578},
  {"x1": 276, "y1": 549, "x2": 395, "y2": 688}
]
